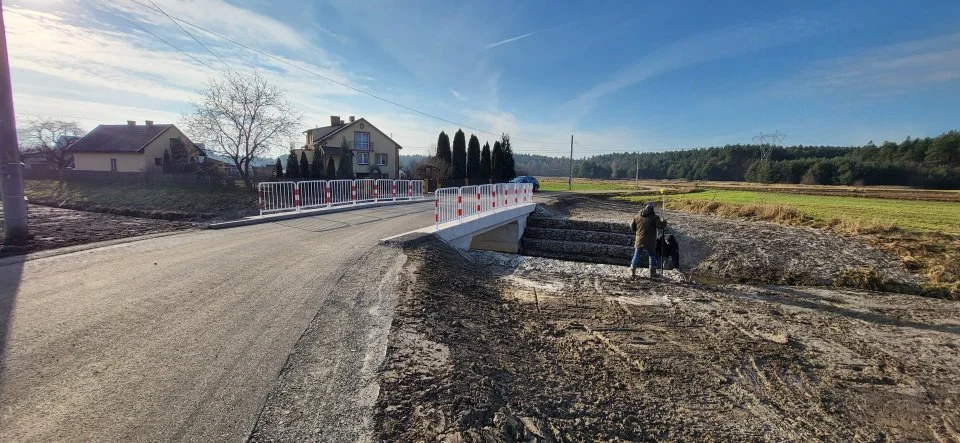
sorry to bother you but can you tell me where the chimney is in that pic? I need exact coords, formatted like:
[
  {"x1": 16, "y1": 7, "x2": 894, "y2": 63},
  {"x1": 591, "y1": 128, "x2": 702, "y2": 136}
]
[
  {"x1": 330, "y1": 115, "x2": 341, "y2": 126},
  {"x1": 145, "y1": 120, "x2": 154, "y2": 127},
  {"x1": 127, "y1": 120, "x2": 136, "y2": 126},
  {"x1": 349, "y1": 116, "x2": 355, "y2": 123}
]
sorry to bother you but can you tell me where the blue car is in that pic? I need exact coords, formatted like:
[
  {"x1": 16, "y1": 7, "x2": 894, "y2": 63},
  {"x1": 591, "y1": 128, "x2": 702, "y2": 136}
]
[{"x1": 509, "y1": 176, "x2": 540, "y2": 192}]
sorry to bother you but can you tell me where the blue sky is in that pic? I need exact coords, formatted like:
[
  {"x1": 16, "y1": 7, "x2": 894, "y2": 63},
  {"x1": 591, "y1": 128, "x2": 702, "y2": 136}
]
[{"x1": 7, "y1": 0, "x2": 960, "y2": 158}]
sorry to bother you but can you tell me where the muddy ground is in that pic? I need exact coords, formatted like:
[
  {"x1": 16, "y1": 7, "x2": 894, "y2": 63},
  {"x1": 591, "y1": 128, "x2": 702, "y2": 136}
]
[
  {"x1": 539, "y1": 194, "x2": 922, "y2": 290},
  {"x1": 0, "y1": 204, "x2": 195, "y2": 257},
  {"x1": 375, "y1": 236, "x2": 960, "y2": 441}
]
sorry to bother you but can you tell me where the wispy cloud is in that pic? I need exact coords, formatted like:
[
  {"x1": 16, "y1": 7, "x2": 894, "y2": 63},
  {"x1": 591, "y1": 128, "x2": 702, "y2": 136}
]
[
  {"x1": 450, "y1": 90, "x2": 466, "y2": 101},
  {"x1": 557, "y1": 15, "x2": 826, "y2": 120},
  {"x1": 485, "y1": 31, "x2": 536, "y2": 49},
  {"x1": 805, "y1": 32, "x2": 960, "y2": 96}
]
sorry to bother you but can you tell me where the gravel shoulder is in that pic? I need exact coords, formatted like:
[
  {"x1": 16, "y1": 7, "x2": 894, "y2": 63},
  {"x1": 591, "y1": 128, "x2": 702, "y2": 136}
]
[
  {"x1": 374, "y1": 237, "x2": 960, "y2": 441},
  {"x1": 247, "y1": 245, "x2": 408, "y2": 443}
]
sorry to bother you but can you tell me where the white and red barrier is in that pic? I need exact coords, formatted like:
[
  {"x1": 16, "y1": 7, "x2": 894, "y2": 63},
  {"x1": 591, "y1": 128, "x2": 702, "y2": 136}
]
[
  {"x1": 434, "y1": 182, "x2": 534, "y2": 228},
  {"x1": 257, "y1": 179, "x2": 426, "y2": 215}
]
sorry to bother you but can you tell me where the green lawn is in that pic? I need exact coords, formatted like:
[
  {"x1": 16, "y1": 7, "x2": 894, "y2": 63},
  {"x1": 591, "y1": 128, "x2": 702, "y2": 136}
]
[{"x1": 615, "y1": 189, "x2": 960, "y2": 234}]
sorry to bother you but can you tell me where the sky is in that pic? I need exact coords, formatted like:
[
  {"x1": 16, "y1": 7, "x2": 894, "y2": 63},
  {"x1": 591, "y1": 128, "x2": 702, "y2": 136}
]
[{"x1": 6, "y1": 0, "x2": 960, "y2": 158}]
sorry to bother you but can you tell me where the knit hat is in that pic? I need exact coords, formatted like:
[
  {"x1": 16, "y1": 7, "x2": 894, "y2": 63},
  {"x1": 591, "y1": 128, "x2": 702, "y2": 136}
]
[{"x1": 646, "y1": 202, "x2": 655, "y2": 210}]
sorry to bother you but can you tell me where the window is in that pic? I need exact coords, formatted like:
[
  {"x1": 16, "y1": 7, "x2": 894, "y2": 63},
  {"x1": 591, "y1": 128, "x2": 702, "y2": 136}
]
[
  {"x1": 155, "y1": 157, "x2": 163, "y2": 166},
  {"x1": 376, "y1": 153, "x2": 388, "y2": 166},
  {"x1": 354, "y1": 131, "x2": 370, "y2": 150},
  {"x1": 110, "y1": 158, "x2": 118, "y2": 172},
  {"x1": 357, "y1": 152, "x2": 369, "y2": 165}
]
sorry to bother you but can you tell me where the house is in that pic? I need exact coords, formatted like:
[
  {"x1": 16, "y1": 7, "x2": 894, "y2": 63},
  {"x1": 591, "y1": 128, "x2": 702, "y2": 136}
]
[
  {"x1": 67, "y1": 120, "x2": 201, "y2": 173},
  {"x1": 294, "y1": 115, "x2": 402, "y2": 179}
]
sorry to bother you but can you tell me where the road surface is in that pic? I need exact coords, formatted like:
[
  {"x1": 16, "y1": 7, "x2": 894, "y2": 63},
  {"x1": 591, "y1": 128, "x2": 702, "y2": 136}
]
[{"x1": 0, "y1": 202, "x2": 434, "y2": 442}]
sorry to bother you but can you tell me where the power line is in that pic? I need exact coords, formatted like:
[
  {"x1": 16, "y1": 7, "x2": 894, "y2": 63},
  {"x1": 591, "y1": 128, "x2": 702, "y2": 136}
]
[
  {"x1": 145, "y1": 0, "x2": 240, "y2": 77},
  {"x1": 128, "y1": 0, "x2": 563, "y2": 146},
  {"x1": 112, "y1": 9, "x2": 218, "y2": 72}
]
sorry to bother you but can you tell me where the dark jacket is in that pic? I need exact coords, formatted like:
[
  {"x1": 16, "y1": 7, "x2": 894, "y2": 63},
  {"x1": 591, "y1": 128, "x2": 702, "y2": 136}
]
[{"x1": 630, "y1": 207, "x2": 666, "y2": 250}]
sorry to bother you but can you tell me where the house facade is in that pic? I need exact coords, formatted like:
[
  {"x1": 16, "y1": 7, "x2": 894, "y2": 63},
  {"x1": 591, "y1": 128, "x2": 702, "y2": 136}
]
[
  {"x1": 295, "y1": 115, "x2": 402, "y2": 179},
  {"x1": 68, "y1": 120, "x2": 200, "y2": 173}
]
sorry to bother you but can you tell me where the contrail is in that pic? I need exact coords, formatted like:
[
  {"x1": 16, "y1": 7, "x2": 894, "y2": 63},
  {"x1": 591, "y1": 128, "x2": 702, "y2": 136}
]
[{"x1": 485, "y1": 32, "x2": 537, "y2": 49}]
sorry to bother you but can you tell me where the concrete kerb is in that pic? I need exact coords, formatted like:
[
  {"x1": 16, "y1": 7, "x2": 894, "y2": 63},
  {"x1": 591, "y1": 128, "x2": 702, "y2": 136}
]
[{"x1": 208, "y1": 199, "x2": 431, "y2": 229}]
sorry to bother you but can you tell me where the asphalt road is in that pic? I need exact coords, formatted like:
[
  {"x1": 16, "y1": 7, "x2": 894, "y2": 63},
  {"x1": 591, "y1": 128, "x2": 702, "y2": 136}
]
[{"x1": 0, "y1": 202, "x2": 434, "y2": 442}]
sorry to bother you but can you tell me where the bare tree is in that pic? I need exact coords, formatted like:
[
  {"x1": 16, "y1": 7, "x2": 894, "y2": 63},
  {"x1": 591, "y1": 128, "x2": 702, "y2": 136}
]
[
  {"x1": 17, "y1": 117, "x2": 84, "y2": 169},
  {"x1": 183, "y1": 72, "x2": 302, "y2": 189}
]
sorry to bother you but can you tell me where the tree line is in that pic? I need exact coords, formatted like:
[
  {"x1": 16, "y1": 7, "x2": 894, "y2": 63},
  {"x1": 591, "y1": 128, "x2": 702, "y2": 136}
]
[
  {"x1": 407, "y1": 130, "x2": 518, "y2": 183},
  {"x1": 497, "y1": 131, "x2": 960, "y2": 189}
]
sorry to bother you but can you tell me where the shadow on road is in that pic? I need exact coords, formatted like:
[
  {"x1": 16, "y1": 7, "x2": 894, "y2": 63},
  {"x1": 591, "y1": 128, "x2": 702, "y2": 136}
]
[{"x1": 0, "y1": 256, "x2": 24, "y2": 394}]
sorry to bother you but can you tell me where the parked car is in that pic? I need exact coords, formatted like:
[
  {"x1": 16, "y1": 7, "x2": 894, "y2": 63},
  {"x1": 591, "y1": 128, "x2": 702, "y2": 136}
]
[{"x1": 509, "y1": 175, "x2": 540, "y2": 192}]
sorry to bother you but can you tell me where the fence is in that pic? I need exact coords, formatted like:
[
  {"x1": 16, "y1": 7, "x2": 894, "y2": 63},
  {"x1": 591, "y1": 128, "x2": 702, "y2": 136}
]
[
  {"x1": 434, "y1": 182, "x2": 534, "y2": 227},
  {"x1": 256, "y1": 179, "x2": 426, "y2": 215}
]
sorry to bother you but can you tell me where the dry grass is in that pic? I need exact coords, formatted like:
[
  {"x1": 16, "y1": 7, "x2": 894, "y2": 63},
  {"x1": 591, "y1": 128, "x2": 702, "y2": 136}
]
[{"x1": 629, "y1": 197, "x2": 959, "y2": 299}]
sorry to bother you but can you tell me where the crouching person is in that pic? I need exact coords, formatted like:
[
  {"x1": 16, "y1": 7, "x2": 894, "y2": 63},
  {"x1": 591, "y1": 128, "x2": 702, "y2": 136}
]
[
  {"x1": 657, "y1": 234, "x2": 681, "y2": 271},
  {"x1": 630, "y1": 203, "x2": 667, "y2": 278}
]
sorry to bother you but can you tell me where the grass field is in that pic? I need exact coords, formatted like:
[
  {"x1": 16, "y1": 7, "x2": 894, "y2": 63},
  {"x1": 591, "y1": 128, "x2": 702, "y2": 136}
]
[
  {"x1": 616, "y1": 189, "x2": 960, "y2": 235},
  {"x1": 537, "y1": 177, "x2": 960, "y2": 202},
  {"x1": 538, "y1": 177, "x2": 644, "y2": 192},
  {"x1": 24, "y1": 180, "x2": 257, "y2": 220}
]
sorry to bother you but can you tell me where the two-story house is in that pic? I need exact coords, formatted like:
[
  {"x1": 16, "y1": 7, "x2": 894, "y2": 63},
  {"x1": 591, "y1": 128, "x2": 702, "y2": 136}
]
[{"x1": 296, "y1": 115, "x2": 402, "y2": 179}]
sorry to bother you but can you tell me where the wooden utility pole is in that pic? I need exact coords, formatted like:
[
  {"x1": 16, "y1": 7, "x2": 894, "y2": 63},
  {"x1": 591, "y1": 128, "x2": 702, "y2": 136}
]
[
  {"x1": 568, "y1": 134, "x2": 573, "y2": 191},
  {"x1": 0, "y1": 1, "x2": 28, "y2": 242}
]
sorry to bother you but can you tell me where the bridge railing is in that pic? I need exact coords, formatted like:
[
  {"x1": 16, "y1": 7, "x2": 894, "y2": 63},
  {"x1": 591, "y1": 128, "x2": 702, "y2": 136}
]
[
  {"x1": 257, "y1": 179, "x2": 426, "y2": 215},
  {"x1": 434, "y1": 182, "x2": 534, "y2": 228}
]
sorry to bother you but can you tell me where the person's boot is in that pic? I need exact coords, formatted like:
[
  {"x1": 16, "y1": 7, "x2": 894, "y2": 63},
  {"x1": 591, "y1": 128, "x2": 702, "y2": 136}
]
[{"x1": 630, "y1": 267, "x2": 637, "y2": 279}]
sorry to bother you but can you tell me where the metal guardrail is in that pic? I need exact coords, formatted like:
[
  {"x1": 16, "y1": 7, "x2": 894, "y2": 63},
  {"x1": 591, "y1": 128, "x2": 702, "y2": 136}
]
[
  {"x1": 434, "y1": 182, "x2": 534, "y2": 228},
  {"x1": 257, "y1": 179, "x2": 426, "y2": 215}
]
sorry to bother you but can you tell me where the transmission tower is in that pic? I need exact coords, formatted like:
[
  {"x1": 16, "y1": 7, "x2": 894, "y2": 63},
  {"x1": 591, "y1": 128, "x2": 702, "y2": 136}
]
[{"x1": 753, "y1": 131, "x2": 785, "y2": 163}]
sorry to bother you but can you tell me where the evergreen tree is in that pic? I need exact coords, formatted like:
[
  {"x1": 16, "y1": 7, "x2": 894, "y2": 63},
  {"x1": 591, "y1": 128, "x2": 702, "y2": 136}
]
[
  {"x1": 491, "y1": 140, "x2": 503, "y2": 182},
  {"x1": 326, "y1": 156, "x2": 337, "y2": 179},
  {"x1": 275, "y1": 158, "x2": 283, "y2": 179},
  {"x1": 451, "y1": 129, "x2": 466, "y2": 179},
  {"x1": 480, "y1": 142, "x2": 492, "y2": 180},
  {"x1": 299, "y1": 151, "x2": 310, "y2": 178},
  {"x1": 162, "y1": 149, "x2": 172, "y2": 174},
  {"x1": 166, "y1": 138, "x2": 198, "y2": 173},
  {"x1": 500, "y1": 133, "x2": 516, "y2": 180},
  {"x1": 436, "y1": 131, "x2": 452, "y2": 164},
  {"x1": 286, "y1": 152, "x2": 299, "y2": 179},
  {"x1": 310, "y1": 148, "x2": 324, "y2": 179},
  {"x1": 338, "y1": 137, "x2": 354, "y2": 178},
  {"x1": 466, "y1": 134, "x2": 481, "y2": 180}
]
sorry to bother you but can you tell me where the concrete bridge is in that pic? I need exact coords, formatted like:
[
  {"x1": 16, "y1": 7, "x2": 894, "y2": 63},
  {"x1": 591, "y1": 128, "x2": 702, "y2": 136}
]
[{"x1": 383, "y1": 183, "x2": 537, "y2": 253}]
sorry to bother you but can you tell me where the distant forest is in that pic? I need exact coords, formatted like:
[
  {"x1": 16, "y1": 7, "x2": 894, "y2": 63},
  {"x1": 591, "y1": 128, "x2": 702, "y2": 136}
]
[{"x1": 404, "y1": 131, "x2": 960, "y2": 189}]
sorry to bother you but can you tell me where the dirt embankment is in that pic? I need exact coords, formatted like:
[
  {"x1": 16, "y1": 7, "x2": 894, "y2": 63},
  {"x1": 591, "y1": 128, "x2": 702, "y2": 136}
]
[
  {"x1": 0, "y1": 204, "x2": 194, "y2": 257},
  {"x1": 540, "y1": 194, "x2": 923, "y2": 292},
  {"x1": 24, "y1": 180, "x2": 258, "y2": 221},
  {"x1": 375, "y1": 237, "x2": 960, "y2": 441}
]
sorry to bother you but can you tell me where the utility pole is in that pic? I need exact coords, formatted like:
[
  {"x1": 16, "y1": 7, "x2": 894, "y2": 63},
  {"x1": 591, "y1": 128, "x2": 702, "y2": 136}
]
[
  {"x1": 635, "y1": 151, "x2": 639, "y2": 189},
  {"x1": 0, "y1": 1, "x2": 28, "y2": 243},
  {"x1": 568, "y1": 134, "x2": 573, "y2": 191}
]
